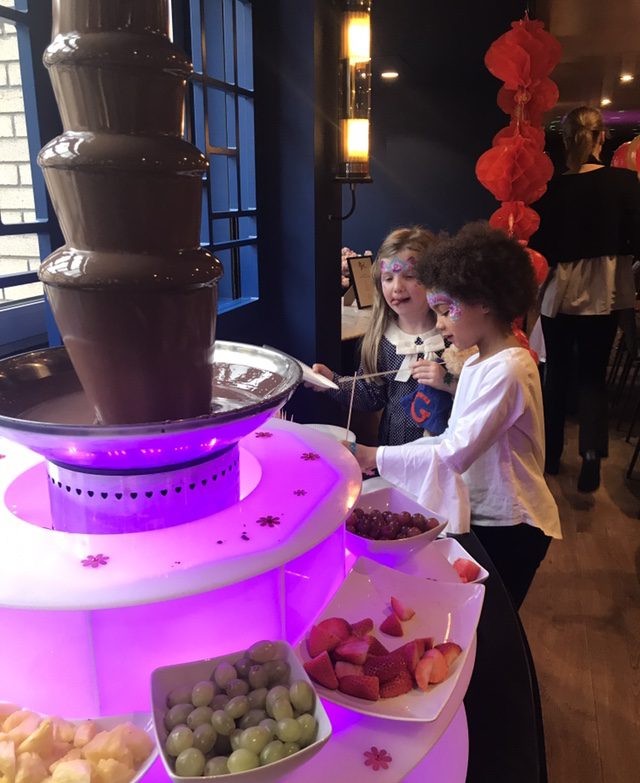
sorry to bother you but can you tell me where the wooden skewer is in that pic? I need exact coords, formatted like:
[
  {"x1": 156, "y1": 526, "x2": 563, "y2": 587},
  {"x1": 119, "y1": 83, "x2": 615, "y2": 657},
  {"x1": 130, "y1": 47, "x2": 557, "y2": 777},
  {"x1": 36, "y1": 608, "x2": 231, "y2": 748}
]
[
  {"x1": 336, "y1": 368, "x2": 398, "y2": 384},
  {"x1": 345, "y1": 371, "x2": 357, "y2": 441}
]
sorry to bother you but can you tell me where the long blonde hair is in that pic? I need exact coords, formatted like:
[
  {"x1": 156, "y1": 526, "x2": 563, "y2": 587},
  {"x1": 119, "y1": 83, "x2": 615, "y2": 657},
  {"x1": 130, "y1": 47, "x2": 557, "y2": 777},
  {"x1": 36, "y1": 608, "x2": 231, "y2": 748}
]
[
  {"x1": 562, "y1": 106, "x2": 604, "y2": 173},
  {"x1": 360, "y1": 226, "x2": 435, "y2": 381}
]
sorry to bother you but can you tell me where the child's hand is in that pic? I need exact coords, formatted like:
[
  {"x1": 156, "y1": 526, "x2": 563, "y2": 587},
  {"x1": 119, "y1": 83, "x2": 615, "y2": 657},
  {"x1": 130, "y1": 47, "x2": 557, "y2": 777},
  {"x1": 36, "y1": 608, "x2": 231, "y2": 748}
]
[
  {"x1": 411, "y1": 359, "x2": 450, "y2": 391},
  {"x1": 341, "y1": 440, "x2": 378, "y2": 473},
  {"x1": 305, "y1": 363, "x2": 334, "y2": 392}
]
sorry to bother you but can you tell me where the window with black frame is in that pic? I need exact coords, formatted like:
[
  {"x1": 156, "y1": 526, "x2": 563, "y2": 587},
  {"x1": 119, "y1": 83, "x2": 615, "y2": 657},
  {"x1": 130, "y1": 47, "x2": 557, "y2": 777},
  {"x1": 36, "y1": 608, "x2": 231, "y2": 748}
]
[
  {"x1": 177, "y1": 0, "x2": 258, "y2": 312},
  {"x1": 0, "y1": 1, "x2": 62, "y2": 357}
]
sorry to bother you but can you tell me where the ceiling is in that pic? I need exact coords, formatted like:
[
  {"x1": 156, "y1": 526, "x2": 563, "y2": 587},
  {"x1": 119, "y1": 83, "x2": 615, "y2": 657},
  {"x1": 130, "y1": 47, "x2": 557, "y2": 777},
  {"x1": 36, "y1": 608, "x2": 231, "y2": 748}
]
[{"x1": 538, "y1": 0, "x2": 640, "y2": 129}]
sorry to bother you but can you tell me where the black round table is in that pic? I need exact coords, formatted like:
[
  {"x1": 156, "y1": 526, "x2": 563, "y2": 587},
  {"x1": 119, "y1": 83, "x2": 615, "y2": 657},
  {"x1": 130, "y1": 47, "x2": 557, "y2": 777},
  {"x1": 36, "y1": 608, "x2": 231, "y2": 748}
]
[{"x1": 455, "y1": 532, "x2": 547, "y2": 783}]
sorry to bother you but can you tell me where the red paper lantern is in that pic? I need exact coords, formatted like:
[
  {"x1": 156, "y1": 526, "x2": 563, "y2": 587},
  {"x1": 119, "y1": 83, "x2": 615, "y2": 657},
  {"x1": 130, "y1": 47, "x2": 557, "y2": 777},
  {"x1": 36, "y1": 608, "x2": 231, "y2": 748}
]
[
  {"x1": 490, "y1": 201, "x2": 540, "y2": 241},
  {"x1": 476, "y1": 135, "x2": 553, "y2": 204},
  {"x1": 523, "y1": 244, "x2": 549, "y2": 286},
  {"x1": 485, "y1": 19, "x2": 561, "y2": 89},
  {"x1": 493, "y1": 122, "x2": 545, "y2": 150},
  {"x1": 611, "y1": 142, "x2": 632, "y2": 170},
  {"x1": 497, "y1": 78, "x2": 559, "y2": 125}
]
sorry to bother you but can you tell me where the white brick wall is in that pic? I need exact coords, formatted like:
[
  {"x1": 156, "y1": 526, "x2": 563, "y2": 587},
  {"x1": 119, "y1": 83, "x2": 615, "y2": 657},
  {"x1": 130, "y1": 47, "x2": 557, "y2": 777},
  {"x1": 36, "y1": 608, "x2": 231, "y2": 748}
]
[{"x1": 0, "y1": 19, "x2": 41, "y2": 302}]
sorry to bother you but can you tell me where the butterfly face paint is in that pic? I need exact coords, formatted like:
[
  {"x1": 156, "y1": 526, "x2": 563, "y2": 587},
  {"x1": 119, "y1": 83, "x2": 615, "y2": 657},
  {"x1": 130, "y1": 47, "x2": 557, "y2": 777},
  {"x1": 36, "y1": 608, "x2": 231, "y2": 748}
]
[
  {"x1": 380, "y1": 255, "x2": 416, "y2": 275},
  {"x1": 427, "y1": 291, "x2": 463, "y2": 321}
]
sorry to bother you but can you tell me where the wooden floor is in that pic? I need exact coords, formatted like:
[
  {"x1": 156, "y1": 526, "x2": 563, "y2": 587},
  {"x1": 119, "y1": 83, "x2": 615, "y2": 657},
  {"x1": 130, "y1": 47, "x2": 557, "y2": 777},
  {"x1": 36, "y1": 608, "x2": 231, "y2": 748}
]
[{"x1": 520, "y1": 422, "x2": 640, "y2": 783}]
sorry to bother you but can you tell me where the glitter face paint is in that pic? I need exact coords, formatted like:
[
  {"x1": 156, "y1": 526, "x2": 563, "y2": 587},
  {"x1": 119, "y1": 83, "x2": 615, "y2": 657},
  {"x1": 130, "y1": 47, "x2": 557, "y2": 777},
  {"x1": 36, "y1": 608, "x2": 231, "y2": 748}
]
[
  {"x1": 427, "y1": 291, "x2": 463, "y2": 321},
  {"x1": 380, "y1": 255, "x2": 416, "y2": 275}
]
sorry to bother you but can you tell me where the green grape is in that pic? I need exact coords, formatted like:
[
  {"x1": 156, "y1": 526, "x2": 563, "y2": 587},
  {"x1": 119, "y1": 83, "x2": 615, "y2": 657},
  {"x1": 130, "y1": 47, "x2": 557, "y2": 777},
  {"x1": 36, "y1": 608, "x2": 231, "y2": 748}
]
[
  {"x1": 224, "y1": 695, "x2": 249, "y2": 720},
  {"x1": 227, "y1": 748, "x2": 260, "y2": 773},
  {"x1": 229, "y1": 728, "x2": 244, "y2": 751},
  {"x1": 234, "y1": 657, "x2": 253, "y2": 680},
  {"x1": 239, "y1": 726, "x2": 271, "y2": 755},
  {"x1": 248, "y1": 640, "x2": 278, "y2": 663},
  {"x1": 164, "y1": 704, "x2": 192, "y2": 731},
  {"x1": 297, "y1": 714, "x2": 318, "y2": 747},
  {"x1": 238, "y1": 709, "x2": 267, "y2": 730},
  {"x1": 204, "y1": 756, "x2": 229, "y2": 776},
  {"x1": 192, "y1": 723, "x2": 217, "y2": 754},
  {"x1": 225, "y1": 678, "x2": 249, "y2": 698},
  {"x1": 265, "y1": 686, "x2": 289, "y2": 714},
  {"x1": 213, "y1": 661, "x2": 237, "y2": 689},
  {"x1": 191, "y1": 680, "x2": 216, "y2": 707},
  {"x1": 211, "y1": 709, "x2": 235, "y2": 736},
  {"x1": 259, "y1": 718, "x2": 277, "y2": 739},
  {"x1": 275, "y1": 717, "x2": 302, "y2": 743},
  {"x1": 289, "y1": 680, "x2": 315, "y2": 714},
  {"x1": 259, "y1": 740, "x2": 285, "y2": 766},
  {"x1": 282, "y1": 741, "x2": 301, "y2": 757},
  {"x1": 247, "y1": 687, "x2": 268, "y2": 710},
  {"x1": 165, "y1": 725, "x2": 193, "y2": 757},
  {"x1": 211, "y1": 694, "x2": 230, "y2": 710},
  {"x1": 175, "y1": 747, "x2": 206, "y2": 777},
  {"x1": 186, "y1": 706, "x2": 213, "y2": 730},
  {"x1": 271, "y1": 697, "x2": 294, "y2": 722},
  {"x1": 167, "y1": 686, "x2": 192, "y2": 708},
  {"x1": 264, "y1": 659, "x2": 290, "y2": 686},
  {"x1": 248, "y1": 665, "x2": 268, "y2": 690}
]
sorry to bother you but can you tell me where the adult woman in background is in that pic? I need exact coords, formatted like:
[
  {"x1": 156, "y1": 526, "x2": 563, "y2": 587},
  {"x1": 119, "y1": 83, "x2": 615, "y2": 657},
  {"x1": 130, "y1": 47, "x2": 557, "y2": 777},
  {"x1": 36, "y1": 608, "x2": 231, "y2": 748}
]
[{"x1": 535, "y1": 106, "x2": 640, "y2": 492}]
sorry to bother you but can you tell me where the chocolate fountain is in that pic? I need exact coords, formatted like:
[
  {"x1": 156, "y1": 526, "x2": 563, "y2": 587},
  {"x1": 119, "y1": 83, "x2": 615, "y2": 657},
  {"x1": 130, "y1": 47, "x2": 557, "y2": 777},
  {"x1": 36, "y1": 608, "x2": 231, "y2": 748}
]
[{"x1": 39, "y1": 0, "x2": 221, "y2": 425}]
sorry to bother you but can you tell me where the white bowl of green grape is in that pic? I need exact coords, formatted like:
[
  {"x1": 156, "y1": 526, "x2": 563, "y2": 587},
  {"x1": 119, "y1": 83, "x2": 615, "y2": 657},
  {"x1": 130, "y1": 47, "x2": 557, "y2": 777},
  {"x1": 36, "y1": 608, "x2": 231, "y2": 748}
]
[{"x1": 151, "y1": 639, "x2": 332, "y2": 782}]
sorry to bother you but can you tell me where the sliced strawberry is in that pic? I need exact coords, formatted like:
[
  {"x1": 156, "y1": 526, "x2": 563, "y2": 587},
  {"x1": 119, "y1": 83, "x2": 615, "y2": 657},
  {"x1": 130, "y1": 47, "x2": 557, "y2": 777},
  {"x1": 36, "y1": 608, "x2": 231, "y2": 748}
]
[
  {"x1": 303, "y1": 651, "x2": 338, "y2": 690},
  {"x1": 307, "y1": 624, "x2": 341, "y2": 658},
  {"x1": 422, "y1": 647, "x2": 448, "y2": 683},
  {"x1": 453, "y1": 558, "x2": 480, "y2": 583},
  {"x1": 379, "y1": 613, "x2": 403, "y2": 637},
  {"x1": 415, "y1": 656, "x2": 434, "y2": 691},
  {"x1": 367, "y1": 636, "x2": 390, "y2": 657},
  {"x1": 335, "y1": 661, "x2": 364, "y2": 679},
  {"x1": 435, "y1": 642, "x2": 462, "y2": 667},
  {"x1": 363, "y1": 652, "x2": 407, "y2": 683},
  {"x1": 350, "y1": 618, "x2": 374, "y2": 637},
  {"x1": 380, "y1": 670, "x2": 414, "y2": 699},
  {"x1": 390, "y1": 596, "x2": 416, "y2": 621},
  {"x1": 396, "y1": 640, "x2": 420, "y2": 674},
  {"x1": 334, "y1": 638, "x2": 370, "y2": 665},
  {"x1": 338, "y1": 674, "x2": 380, "y2": 701},
  {"x1": 316, "y1": 617, "x2": 351, "y2": 641},
  {"x1": 416, "y1": 637, "x2": 433, "y2": 655}
]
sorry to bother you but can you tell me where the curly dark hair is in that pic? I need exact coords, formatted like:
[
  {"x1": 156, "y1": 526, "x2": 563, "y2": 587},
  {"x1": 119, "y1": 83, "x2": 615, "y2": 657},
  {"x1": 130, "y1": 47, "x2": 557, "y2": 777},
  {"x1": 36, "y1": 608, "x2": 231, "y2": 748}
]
[{"x1": 418, "y1": 222, "x2": 537, "y2": 324}]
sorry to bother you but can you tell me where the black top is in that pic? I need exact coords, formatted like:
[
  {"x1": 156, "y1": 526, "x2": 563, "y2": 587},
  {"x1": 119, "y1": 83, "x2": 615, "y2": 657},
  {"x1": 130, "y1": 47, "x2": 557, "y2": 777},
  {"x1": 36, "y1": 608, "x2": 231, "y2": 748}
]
[{"x1": 533, "y1": 166, "x2": 640, "y2": 266}]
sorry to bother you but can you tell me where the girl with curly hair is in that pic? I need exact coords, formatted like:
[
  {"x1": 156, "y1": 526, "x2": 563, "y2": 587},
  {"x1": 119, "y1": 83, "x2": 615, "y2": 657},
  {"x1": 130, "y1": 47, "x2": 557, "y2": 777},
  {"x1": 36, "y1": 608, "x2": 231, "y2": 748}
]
[{"x1": 350, "y1": 222, "x2": 562, "y2": 609}]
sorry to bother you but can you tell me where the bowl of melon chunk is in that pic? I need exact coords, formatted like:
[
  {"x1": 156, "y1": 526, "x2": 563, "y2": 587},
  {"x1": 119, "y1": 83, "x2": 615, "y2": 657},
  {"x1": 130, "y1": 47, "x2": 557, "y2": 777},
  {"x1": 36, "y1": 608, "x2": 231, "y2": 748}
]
[{"x1": 0, "y1": 701, "x2": 157, "y2": 783}]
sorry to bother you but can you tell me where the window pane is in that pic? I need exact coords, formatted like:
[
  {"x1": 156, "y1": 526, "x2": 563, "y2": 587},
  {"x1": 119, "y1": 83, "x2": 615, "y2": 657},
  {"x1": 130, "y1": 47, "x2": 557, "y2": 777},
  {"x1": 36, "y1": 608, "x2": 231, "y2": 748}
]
[
  {"x1": 238, "y1": 216, "x2": 256, "y2": 240},
  {"x1": 210, "y1": 153, "x2": 238, "y2": 212},
  {"x1": 0, "y1": 231, "x2": 41, "y2": 302},
  {"x1": 223, "y1": 0, "x2": 234, "y2": 85},
  {"x1": 0, "y1": 19, "x2": 36, "y2": 224},
  {"x1": 212, "y1": 218, "x2": 230, "y2": 244},
  {"x1": 204, "y1": 0, "x2": 224, "y2": 81},
  {"x1": 189, "y1": 3, "x2": 203, "y2": 73},
  {"x1": 208, "y1": 86, "x2": 236, "y2": 149},
  {"x1": 238, "y1": 95, "x2": 255, "y2": 209},
  {"x1": 215, "y1": 247, "x2": 232, "y2": 300},
  {"x1": 199, "y1": 184, "x2": 210, "y2": 245},
  {"x1": 239, "y1": 243, "x2": 258, "y2": 299},
  {"x1": 236, "y1": 0, "x2": 253, "y2": 91}
]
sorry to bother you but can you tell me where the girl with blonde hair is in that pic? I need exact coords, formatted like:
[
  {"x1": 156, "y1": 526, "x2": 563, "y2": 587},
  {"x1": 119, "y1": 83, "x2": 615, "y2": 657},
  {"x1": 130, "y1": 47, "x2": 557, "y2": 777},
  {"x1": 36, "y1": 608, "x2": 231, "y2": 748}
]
[{"x1": 313, "y1": 226, "x2": 455, "y2": 445}]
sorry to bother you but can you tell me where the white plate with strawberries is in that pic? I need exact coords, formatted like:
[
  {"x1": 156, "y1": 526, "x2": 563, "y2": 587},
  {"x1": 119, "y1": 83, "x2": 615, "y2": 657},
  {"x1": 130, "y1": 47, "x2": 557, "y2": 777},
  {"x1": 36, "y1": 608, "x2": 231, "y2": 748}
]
[
  {"x1": 398, "y1": 537, "x2": 489, "y2": 584},
  {"x1": 297, "y1": 557, "x2": 484, "y2": 722}
]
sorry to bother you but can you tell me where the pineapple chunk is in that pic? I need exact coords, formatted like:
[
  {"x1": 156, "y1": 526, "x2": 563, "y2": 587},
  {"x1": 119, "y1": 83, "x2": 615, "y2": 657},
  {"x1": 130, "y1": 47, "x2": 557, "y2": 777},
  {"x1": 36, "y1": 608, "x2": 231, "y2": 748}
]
[
  {"x1": 80, "y1": 733, "x2": 131, "y2": 770},
  {"x1": 15, "y1": 753, "x2": 48, "y2": 783},
  {"x1": 0, "y1": 738, "x2": 16, "y2": 783},
  {"x1": 0, "y1": 707, "x2": 20, "y2": 731},
  {"x1": 8, "y1": 718, "x2": 41, "y2": 749},
  {"x1": 3, "y1": 716, "x2": 37, "y2": 736},
  {"x1": 71, "y1": 725, "x2": 96, "y2": 752},
  {"x1": 93, "y1": 760, "x2": 133, "y2": 783},
  {"x1": 47, "y1": 723, "x2": 74, "y2": 748},
  {"x1": 50, "y1": 761, "x2": 93, "y2": 783},
  {"x1": 49, "y1": 751, "x2": 82, "y2": 775},
  {"x1": 18, "y1": 721, "x2": 53, "y2": 759},
  {"x1": 109, "y1": 726, "x2": 151, "y2": 767}
]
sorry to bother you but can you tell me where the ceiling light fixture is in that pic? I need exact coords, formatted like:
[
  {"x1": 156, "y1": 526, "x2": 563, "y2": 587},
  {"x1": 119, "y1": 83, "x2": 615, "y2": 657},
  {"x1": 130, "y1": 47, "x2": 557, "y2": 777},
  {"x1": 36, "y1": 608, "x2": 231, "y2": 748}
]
[
  {"x1": 380, "y1": 70, "x2": 399, "y2": 80},
  {"x1": 620, "y1": 73, "x2": 634, "y2": 83},
  {"x1": 601, "y1": 97, "x2": 612, "y2": 107}
]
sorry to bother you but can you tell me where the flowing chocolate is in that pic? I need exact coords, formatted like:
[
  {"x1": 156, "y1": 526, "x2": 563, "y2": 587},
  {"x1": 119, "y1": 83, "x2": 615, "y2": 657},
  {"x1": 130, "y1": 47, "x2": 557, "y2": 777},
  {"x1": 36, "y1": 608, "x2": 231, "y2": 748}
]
[{"x1": 38, "y1": 0, "x2": 222, "y2": 424}]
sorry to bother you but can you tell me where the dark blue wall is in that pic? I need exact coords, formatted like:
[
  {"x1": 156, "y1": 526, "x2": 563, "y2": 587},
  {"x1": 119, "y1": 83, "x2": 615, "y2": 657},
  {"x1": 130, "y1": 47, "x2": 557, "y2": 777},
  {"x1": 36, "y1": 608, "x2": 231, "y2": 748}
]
[{"x1": 343, "y1": 0, "x2": 528, "y2": 253}]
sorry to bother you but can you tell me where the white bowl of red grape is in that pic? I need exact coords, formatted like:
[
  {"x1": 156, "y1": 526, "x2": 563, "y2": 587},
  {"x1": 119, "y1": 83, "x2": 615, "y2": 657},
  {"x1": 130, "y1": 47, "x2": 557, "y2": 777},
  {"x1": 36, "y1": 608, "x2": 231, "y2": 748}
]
[
  {"x1": 345, "y1": 487, "x2": 447, "y2": 561},
  {"x1": 151, "y1": 640, "x2": 332, "y2": 782}
]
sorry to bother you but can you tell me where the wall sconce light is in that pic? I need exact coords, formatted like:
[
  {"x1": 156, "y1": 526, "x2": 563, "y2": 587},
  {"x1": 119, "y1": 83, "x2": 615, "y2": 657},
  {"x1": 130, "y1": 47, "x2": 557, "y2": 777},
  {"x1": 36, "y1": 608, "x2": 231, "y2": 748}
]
[{"x1": 332, "y1": 0, "x2": 372, "y2": 220}]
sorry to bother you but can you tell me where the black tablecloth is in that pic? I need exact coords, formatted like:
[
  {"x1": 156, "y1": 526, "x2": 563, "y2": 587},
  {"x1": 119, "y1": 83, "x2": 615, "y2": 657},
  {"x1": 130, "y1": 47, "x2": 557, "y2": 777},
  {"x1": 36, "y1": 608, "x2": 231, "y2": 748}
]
[{"x1": 456, "y1": 532, "x2": 547, "y2": 783}]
